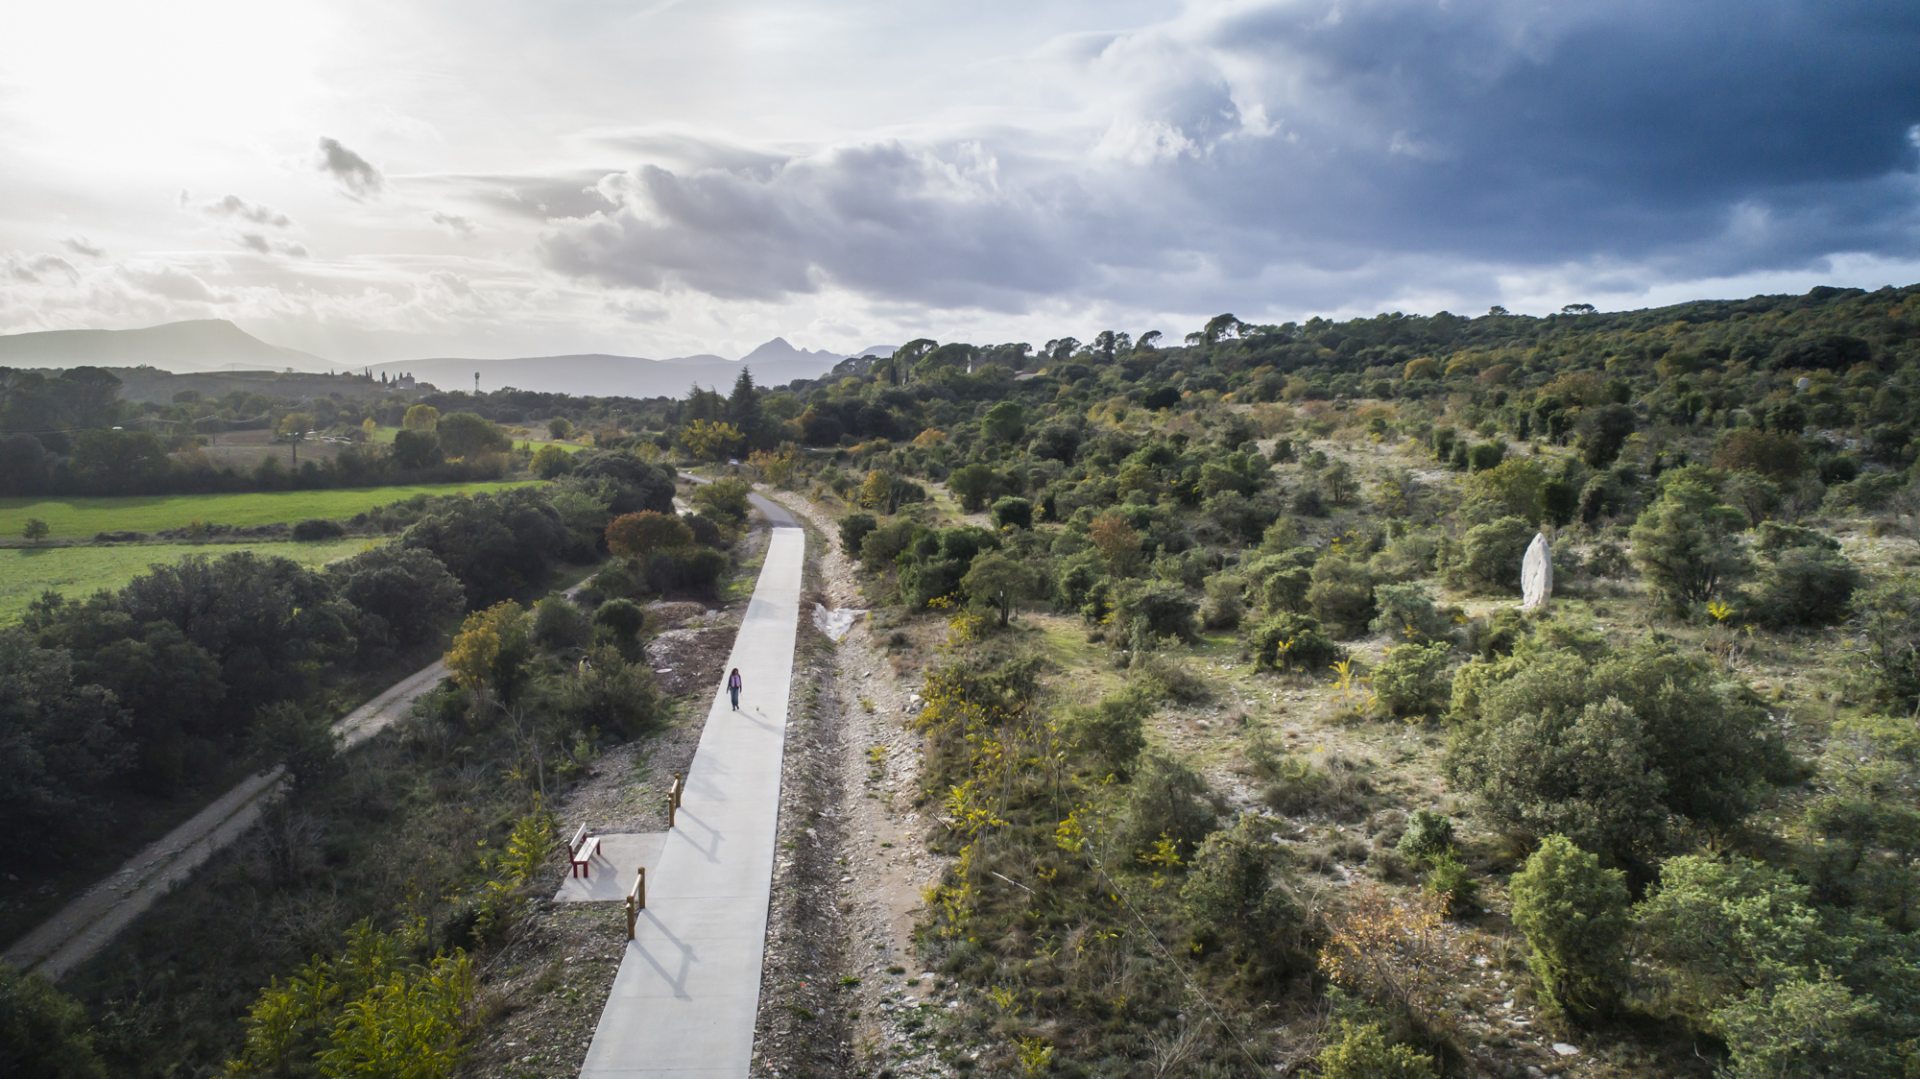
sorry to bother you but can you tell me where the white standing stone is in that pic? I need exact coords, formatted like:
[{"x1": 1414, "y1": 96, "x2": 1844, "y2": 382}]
[{"x1": 1521, "y1": 532, "x2": 1553, "y2": 611}]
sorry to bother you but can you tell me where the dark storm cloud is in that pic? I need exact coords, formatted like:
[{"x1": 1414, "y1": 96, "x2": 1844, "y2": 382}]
[
  {"x1": 316, "y1": 136, "x2": 384, "y2": 199},
  {"x1": 539, "y1": 0, "x2": 1920, "y2": 313},
  {"x1": 64, "y1": 235, "x2": 105, "y2": 258},
  {"x1": 540, "y1": 143, "x2": 1104, "y2": 309}
]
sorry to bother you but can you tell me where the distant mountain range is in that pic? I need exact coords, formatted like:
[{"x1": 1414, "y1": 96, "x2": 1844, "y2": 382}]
[
  {"x1": 0, "y1": 319, "x2": 335, "y2": 374},
  {"x1": 0, "y1": 321, "x2": 897, "y2": 397}
]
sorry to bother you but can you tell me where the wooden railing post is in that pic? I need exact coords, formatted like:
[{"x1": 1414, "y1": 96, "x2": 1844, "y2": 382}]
[
  {"x1": 666, "y1": 772, "x2": 684, "y2": 827},
  {"x1": 625, "y1": 866, "x2": 646, "y2": 940}
]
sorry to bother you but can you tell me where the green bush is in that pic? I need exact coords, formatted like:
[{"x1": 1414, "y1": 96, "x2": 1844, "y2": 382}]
[
  {"x1": 1113, "y1": 579, "x2": 1197, "y2": 644},
  {"x1": 1629, "y1": 474, "x2": 1750, "y2": 612},
  {"x1": 1179, "y1": 814, "x2": 1306, "y2": 982},
  {"x1": 1510, "y1": 834, "x2": 1629, "y2": 1018},
  {"x1": 1306, "y1": 554, "x2": 1376, "y2": 637},
  {"x1": 1114, "y1": 753, "x2": 1220, "y2": 861},
  {"x1": 1395, "y1": 809, "x2": 1456, "y2": 865},
  {"x1": 1451, "y1": 515, "x2": 1533, "y2": 594},
  {"x1": 1250, "y1": 612, "x2": 1344, "y2": 674},
  {"x1": 1858, "y1": 579, "x2": 1920, "y2": 714},
  {"x1": 1744, "y1": 534, "x2": 1860, "y2": 628},
  {"x1": 0, "y1": 961, "x2": 109, "y2": 1078},
  {"x1": 838, "y1": 512, "x2": 878, "y2": 554},
  {"x1": 1371, "y1": 643, "x2": 1453, "y2": 719},
  {"x1": 1445, "y1": 639, "x2": 1784, "y2": 863},
  {"x1": 531, "y1": 596, "x2": 591, "y2": 651},
  {"x1": 1369, "y1": 582, "x2": 1453, "y2": 643},
  {"x1": 592, "y1": 598, "x2": 646, "y2": 650},
  {"x1": 1061, "y1": 688, "x2": 1150, "y2": 779},
  {"x1": 990, "y1": 496, "x2": 1033, "y2": 530},
  {"x1": 1422, "y1": 852, "x2": 1479, "y2": 915},
  {"x1": 291, "y1": 517, "x2": 345, "y2": 541},
  {"x1": 1199, "y1": 573, "x2": 1246, "y2": 630},
  {"x1": 1313, "y1": 1019, "x2": 1438, "y2": 1079}
]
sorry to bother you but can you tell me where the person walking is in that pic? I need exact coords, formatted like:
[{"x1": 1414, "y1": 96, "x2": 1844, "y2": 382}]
[{"x1": 727, "y1": 667, "x2": 744, "y2": 711}]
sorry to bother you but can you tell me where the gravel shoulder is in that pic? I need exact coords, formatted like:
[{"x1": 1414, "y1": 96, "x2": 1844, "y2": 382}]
[{"x1": 751, "y1": 489, "x2": 957, "y2": 1077}]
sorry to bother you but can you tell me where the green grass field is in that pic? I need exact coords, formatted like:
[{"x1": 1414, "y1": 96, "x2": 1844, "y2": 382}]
[
  {"x1": 1, "y1": 538, "x2": 379, "y2": 621},
  {"x1": 1, "y1": 481, "x2": 540, "y2": 539}
]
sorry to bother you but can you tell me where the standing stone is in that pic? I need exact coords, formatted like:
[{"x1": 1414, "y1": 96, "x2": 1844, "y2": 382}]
[{"x1": 1521, "y1": 532, "x2": 1553, "y2": 611}]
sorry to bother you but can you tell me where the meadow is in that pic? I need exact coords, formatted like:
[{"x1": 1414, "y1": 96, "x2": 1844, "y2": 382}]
[
  {"x1": 0, "y1": 480, "x2": 540, "y2": 539},
  {"x1": 0, "y1": 537, "x2": 378, "y2": 620}
]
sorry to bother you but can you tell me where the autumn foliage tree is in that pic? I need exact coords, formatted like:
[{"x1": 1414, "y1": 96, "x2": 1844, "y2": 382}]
[{"x1": 605, "y1": 511, "x2": 694, "y2": 561}]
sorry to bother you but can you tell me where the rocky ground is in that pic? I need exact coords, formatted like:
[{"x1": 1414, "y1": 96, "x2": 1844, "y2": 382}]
[{"x1": 751, "y1": 489, "x2": 962, "y2": 1078}]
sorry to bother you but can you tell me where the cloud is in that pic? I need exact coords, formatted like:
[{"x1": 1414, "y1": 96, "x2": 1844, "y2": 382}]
[
  {"x1": 234, "y1": 233, "x2": 308, "y2": 258},
  {"x1": 4, "y1": 253, "x2": 80, "y2": 283},
  {"x1": 64, "y1": 235, "x2": 105, "y2": 258},
  {"x1": 535, "y1": 0, "x2": 1920, "y2": 322},
  {"x1": 200, "y1": 193, "x2": 293, "y2": 227},
  {"x1": 429, "y1": 210, "x2": 476, "y2": 235},
  {"x1": 316, "y1": 136, "x2": 384, "y2": 199}
]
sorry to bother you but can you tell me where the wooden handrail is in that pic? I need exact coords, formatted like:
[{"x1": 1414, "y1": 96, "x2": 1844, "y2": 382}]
[
  {"x1": 625, "y1": 866, "x2": 646, "y2": 939},
  {"x1": 666, "y1": 771, "x2": 684, "y2": 827}
]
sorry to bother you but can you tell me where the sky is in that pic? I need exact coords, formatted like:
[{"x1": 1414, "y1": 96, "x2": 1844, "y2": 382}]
[{"x1": 1, "y1": 0, "x2": 1917, "y2": 363}]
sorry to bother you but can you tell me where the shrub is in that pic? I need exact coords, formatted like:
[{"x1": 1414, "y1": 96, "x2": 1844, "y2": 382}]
[
  {"x1": 1306, "y1": 555, "x2": 1376, "y2": 637},
  {"x1": 1114, "y1": 753, "x2": 1220, "y2": 861},
  {"x1": 531, "y1": 596, "x2": 591, "y2": 651},
  {"x1": 290, "y1": 517, "x2": 345, "y2": 541},
  {"x1": 1423, "y1": 852, "x2": 1479, "y2": 916},
  {"x1": 1466, "y1": 441, "x2": 1506, "y2": 471},
  {"x1": 1062, "y1": 688, "x2": 1150, "y2": 779},
  {"x1": 1745, "y1": 538, "x2": 1860, "y2": 629},
  {"x1": 559, "y1": 646, "x2": 662, "y2": 740},
  {"x1": 1629, "y1": 475, "x2": 1749, "y2": 612},
  {"x1": 688, "y1": 476, "x2": 752, "y2": 527},
  {"x1": 1113, "y1": 579, "x2": 1197, "y2": 644},
  {"x1": 1250, "y1": 612, "x2": 1344, "y2": 674},
  {"x1": 606, "y1": 510, "x2": 694, "y2": 561},
  {"x1": 1445, "y1": 639, "x2": 1784, "y2": 863},
  {"x1": 644, "y1": 545, "x2": 728, "y2": 597},
  {"x1": 1179, "y1": 814, "x2": 1306, "y2": 981},
  {"x1": 592, "y1": 598, "x2": 646, "y2": 650},
  {"x1": 1369, "y1": 582, "x2": 1453, "y2": 643},
  {"x1": 1396, "y1": 810, "x2": 1456, "y2": 865},
  {"x1": 990, "y1": 496, "x2": 1033, "y2": 530},
  {"x1": 838, "y1": 512, "x2": 878, "y2": 554},
  {"x1": 1510, "y1": 834, "x2": 1630, "y2": 1018},
  {"x1": 1199, "y1": 573, "x2": 1245, "y2": 630},
  {"x1": 1858, "y1": 579, "x2": 1920, "y2": 715},
  {"x1": 1313, "y1": 1019, "x2": 1439, "y2": 1079},
  {"x1": 531, "y1": 443, "x2": 574, "y2": 479},
  {"x1": 0, "y1": 954, "x2": 111, "y2": 1078},
  {"x1": 1451, "y1": 515, "x2": 1533, "y2": 594},
  {"x1": 1371, "y1": 643, "x2": 1453, "y2": 719}
]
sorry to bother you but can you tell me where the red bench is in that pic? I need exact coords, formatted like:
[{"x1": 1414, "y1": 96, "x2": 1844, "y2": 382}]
[{"x1": 566, "y1": 823, "x2": 601, "y2": 878}]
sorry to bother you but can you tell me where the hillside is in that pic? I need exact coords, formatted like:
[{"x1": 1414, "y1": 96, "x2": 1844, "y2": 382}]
[
  {"x1": 366, "y1": 338, "x2": 884, "y2": 397},
  {"x1": 0, "y1": 319, "x2": 335, "y2": 374}
]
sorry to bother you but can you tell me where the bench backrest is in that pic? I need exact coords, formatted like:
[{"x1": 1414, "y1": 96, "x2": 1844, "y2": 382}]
[{"x1": 568, "y1": 823, "x2": 589, "y2": 854}]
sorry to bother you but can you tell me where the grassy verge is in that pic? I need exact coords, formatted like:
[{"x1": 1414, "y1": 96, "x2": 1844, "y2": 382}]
[
  {"x1": 0, "y1": 538, "x2": 379, "y2": 622},
  {"x1": 1, "y1": 480, "x2": 541, "y2": 539}
]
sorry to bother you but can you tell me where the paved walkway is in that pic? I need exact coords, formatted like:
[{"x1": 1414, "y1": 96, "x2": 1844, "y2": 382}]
[
  {"x1": 579, "y1": 496, "x2": 803, "y2": 1078},
  {"x1": 3, "y1": 659, "x2": 450, "y2": 980}
]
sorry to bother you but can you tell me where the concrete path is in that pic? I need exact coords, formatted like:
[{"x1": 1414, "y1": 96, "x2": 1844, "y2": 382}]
[
  {"x1": 3, "y1": 659, "x2": 450, "y2": 980},
  {"x1": 578, "y1": 494, "x2": 803, "y2": 1078}
]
